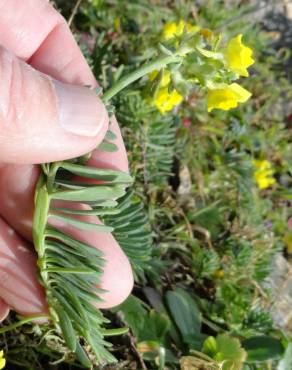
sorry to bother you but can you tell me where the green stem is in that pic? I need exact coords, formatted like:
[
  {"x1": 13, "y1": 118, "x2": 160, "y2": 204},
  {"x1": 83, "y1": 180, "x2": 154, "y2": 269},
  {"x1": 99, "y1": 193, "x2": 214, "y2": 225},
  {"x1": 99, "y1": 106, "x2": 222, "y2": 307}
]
[
  {"x1": 47, "y1": 162, "x2": 61, "y2": 193},
  {"x1": 102, "y1": 55, "x2": 181, "y2": 102},
  {"x1": 32, "y1": 172, "x2": 57, "y2": 323},
  {"x1": 0, "y1": 315, "x2": 50, "y2": 333}
]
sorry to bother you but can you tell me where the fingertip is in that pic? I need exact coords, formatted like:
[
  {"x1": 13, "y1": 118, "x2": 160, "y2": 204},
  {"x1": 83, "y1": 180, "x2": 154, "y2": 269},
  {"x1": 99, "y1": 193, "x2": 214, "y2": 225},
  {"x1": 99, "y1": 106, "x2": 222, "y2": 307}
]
[{"x1": 96, "y1": 234, "x2": 134, "y2": 309}]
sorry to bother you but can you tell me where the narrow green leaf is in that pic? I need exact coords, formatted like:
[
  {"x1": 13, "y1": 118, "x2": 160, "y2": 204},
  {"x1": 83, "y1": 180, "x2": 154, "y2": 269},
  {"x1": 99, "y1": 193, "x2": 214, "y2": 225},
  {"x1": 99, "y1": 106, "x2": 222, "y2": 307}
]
[
  {"x1": 53, "y1": 290, "x2": 88, "y2": 329},
  {"x1": 51, "y1": 207, "x2": 120, "y2": 216},
  {"x1": 51, "y1": 184, "x2": 126, "y2": 202},
  {"x1": 44, "y1": 267, "x2": 98, "y2": 274},
  {"x1": 61, "y1": 163, "x2": 132, "y2": 183},
  {"x1": 45, "y1": 230, "x2": 104, "y2": 258},
  {"x1": 101, "y1": 327, "x2": 129, "y2": 336},
  {"x1": 56, "y1": 307, "x2": 77, "y2": 352},
  {"x1": 75, "y1": 342, "x2": 92, "y2": 368},
  {"x1": 49, "y1": 213, "x2": 113, "y2": 232}
]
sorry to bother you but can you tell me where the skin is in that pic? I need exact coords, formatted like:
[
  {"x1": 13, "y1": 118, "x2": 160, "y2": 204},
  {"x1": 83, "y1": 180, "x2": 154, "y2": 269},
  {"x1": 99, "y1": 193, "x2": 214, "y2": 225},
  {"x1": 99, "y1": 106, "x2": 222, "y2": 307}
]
[{"x1": 0, "y1": 0, "x2": 133, "y2": 319}]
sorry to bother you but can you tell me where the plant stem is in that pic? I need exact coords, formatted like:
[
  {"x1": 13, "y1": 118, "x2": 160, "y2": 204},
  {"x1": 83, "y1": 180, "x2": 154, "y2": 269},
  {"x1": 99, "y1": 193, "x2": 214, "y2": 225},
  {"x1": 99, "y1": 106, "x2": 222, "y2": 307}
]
[
  {"x1": 0, "y1": 315, "x2": 49, "y2": 333},
  {"x1": 102, "y1": 55, "x2": 181, "y2": 102}
]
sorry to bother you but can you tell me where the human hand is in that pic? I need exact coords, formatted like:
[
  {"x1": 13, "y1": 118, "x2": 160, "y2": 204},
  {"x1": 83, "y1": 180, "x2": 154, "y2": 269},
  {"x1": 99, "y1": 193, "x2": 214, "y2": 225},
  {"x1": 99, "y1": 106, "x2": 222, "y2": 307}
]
[{"x1": 0, "y1": 0, "x2": 133, "y2": 321}]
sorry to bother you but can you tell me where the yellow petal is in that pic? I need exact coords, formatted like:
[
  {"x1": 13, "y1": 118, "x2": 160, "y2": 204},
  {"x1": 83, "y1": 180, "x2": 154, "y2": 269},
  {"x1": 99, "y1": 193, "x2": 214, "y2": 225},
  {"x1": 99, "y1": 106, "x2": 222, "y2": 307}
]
[
  {"x1": 0, "y1": 358, "x2": 5, "y2": 370},
  {"x1": 176, "y1": 20, "x2": 186, "y2": 36},
  {"x1": 207, "y1": 83, "x2": 251, "y2": 112},
  {"x1": 169, "y1": 89, "x2": 183, "y2": 105},
  {"x1": 229, "y1": 83, "x2": 252, "y2": 103},
  {"x1": 163, "y1": 22, "x2": 178, "y2": 40},
  {"x1": 154, "y1": 88, "x2": 183, "y2": 114},
  {"x1": 225, "y1": 34, "x2": 255, "y2": 77},
  {"x1": 162, "y1": 20, "x2": 197, "y2": 40},
  {"x1": 207, "y1": 88, "x2": 238, "y2": 112},
  {"x1": 186, "y1": 23, "x2": 200, "y2": 34},
  {"x1": 252, "y1": 159, "x2": 271, "y2": 170}
]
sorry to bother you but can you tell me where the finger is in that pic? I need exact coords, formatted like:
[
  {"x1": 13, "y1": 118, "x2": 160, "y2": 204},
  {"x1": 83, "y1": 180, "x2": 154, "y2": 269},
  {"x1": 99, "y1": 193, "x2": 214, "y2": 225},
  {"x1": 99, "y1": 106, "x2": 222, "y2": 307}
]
[
  {"x1": 0, "y1": 164, "x2": 133, "y2": 308},
  {"x1": 0, "y1": 217, "x2": 47, "y2": 316},
  {"x1": 0, "y1": 46, "x2": 108, "y2": 164},
  {"x1": 0, "y1": 0, "x2": 95, "y2": 85},
  {"x1": 0, "y1": 0, "x2": 128, "y2": 171}
]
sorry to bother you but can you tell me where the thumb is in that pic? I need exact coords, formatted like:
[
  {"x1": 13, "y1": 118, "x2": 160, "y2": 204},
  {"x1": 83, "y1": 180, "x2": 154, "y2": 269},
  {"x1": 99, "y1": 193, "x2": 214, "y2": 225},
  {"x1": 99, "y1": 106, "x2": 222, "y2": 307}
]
[{"x1": 0, "y1": 46, "x2": 108, "y2": 164}]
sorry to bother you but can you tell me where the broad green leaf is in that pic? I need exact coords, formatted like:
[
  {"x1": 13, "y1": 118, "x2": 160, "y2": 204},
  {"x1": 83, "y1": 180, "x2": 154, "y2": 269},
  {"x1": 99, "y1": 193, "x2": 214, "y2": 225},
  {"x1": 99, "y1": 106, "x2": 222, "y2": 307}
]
[
  {"x1": 113, "y1": 296, "x2": 148, "y2": 337},
  {"x1": 242, "y1": 336, "x2": 285, "y2": 362},
  {"x1": 140, "y1": 310, "x2": 171, "y2": 343},
  {"x1": 215, "y1": 334, "x2": 247, "y2": 370},
  {"x1": 166, "y1": 289, "x2": 201, "y2": 343}
]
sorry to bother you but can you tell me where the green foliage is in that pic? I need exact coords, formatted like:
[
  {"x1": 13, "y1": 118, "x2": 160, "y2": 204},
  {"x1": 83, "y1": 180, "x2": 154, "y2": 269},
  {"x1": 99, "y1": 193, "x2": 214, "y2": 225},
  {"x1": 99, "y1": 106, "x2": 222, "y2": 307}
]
[
  {"x1": 204, "y1": 334, "x2": 247, "y2": 370},
  {"x1": 166, "y1": 289, "x2": 202, "y2": 346},
  {"x1": 32, "y1": 144, "x2": 134, "y2": 365},
  {"x1": 242, "y1": 336, "x2": 285, "y2": 362},
  {"x1": 3, "y1": 0, "x2": 291, "y2": 369}
]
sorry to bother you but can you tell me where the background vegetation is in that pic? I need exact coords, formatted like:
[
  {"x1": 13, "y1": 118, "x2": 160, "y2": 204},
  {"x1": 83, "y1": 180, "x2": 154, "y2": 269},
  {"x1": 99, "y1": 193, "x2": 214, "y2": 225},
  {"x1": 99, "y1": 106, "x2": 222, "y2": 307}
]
[{"x1": 1, "y1": 0, "x2": 291, "y2": 369}]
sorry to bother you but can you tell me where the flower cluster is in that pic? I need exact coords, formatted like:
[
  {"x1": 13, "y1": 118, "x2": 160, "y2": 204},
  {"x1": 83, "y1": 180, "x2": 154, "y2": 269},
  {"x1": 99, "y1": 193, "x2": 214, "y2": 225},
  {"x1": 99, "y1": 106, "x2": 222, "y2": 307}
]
[
  {"x1": 253, "y1": 160, "x2": 276, "y2": 190},
  {"x1": 149, "y1": 20, "x2": 255, "y2": 114}
]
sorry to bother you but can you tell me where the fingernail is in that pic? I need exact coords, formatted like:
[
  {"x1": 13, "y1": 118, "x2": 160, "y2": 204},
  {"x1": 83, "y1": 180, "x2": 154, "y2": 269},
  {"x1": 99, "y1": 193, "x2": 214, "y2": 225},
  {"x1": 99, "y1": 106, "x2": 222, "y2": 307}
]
[{"x1": 53, "y1": 80, "x2": 107, "y2": 137}]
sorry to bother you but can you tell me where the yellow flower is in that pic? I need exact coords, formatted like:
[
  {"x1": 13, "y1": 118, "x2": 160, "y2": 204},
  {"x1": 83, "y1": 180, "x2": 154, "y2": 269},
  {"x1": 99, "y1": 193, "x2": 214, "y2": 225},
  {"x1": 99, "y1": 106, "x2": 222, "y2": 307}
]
[
  {"x1": 114, "y1": 17, "x2": 121, "y2": 32},
  {"x1": 207, "y1": 83, "x2": 251, "y2": 112},
  {"x1": 253, "y1": 159, "x2": 276, "y2": 189},
  {"x1": 224, "y1": 34, "x2": 255, "y2": 77},
  {"x1": 149, "y1": 70, "x2": 171, "y2": 87},
  {"x1": 163, "y1": 20, "x2": 199, "y2": 40},
  {"x1": 0, "y1": 350, "x2": 5, "y2": 369},
  {"x1": 154, "y1": 87, "x2": 183, "y2": 114}
]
